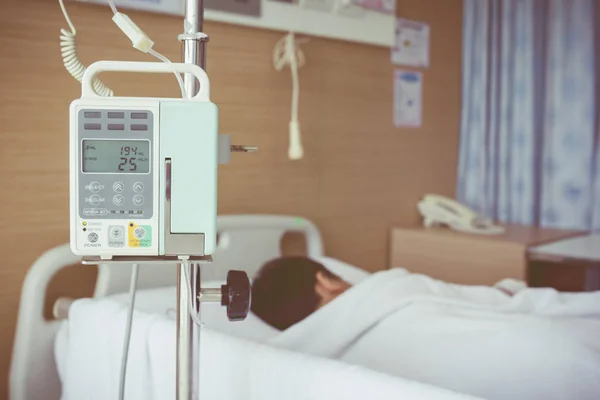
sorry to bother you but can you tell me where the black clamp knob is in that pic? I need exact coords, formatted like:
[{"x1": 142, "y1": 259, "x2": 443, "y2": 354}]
[{"x1": 221, "y1": 270, "x2": 251, "y2": 321}]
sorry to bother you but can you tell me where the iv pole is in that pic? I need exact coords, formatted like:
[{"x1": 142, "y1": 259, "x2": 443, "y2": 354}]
[
  {"x1": 176, "y1": 259, "x2": 200, "y2": 400},
  {"x1": 177, "y1": 0, "x2": 207, "y2": 398},
  {"x1": 176, "y1": 0, "x2": 254, "y2": 395},
  {"x1": 176, "y1": 1, "x2": 253, "y2": 397},
  {"x1": 62, "y1": 0, "x2": 251, "y2": 397}
]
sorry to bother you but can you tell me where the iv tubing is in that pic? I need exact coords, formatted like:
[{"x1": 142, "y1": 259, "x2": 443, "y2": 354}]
[{"x1": 119, "y1": 263, "x2": 140, "y2": 400}]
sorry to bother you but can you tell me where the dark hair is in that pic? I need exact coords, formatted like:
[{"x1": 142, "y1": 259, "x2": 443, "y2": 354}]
[{"x1": 251, "y1": 256, "x2": 336, "y2": 331}]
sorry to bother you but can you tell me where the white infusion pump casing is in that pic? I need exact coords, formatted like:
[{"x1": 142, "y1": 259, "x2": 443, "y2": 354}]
[{"x1": 70, "y1": 61, "x2": 217, "y2": 258}]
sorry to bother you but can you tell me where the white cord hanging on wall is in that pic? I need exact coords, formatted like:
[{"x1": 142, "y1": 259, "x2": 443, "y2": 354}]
[{"x1": 273, "y1": 31, "x2": 306, "y2": 160}]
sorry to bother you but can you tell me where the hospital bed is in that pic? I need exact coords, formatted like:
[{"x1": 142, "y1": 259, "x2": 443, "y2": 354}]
[
  {"x1": 10, "y1": 214, "x2": 322, "y2": 400},
  {"x1": 13, "y1": 214, "x2": 474, "y2": 400}
]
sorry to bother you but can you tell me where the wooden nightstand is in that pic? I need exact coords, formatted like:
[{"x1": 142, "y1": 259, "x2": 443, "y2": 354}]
[
  {"x1": 528, "y1": 234, "x2": 600, "y2": 292},
  {"x1": 389, "y1": 225, "x2": 582, "y2": 286}
]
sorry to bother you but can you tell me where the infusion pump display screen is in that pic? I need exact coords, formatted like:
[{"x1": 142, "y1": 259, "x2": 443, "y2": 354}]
[{"x1": 82, "y1": 140, "x2": 150, "y2": 173}]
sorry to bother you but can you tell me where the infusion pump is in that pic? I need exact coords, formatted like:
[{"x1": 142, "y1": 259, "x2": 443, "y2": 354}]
[{"x1": 70, "y1": 61, "x2": 217, "y2": 259}]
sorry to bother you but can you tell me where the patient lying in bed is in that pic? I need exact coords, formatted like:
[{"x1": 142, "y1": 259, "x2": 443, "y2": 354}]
[
  {"x1": 251, "y1": 256, "x2": 523, "y2": 330},
  {"x1": 252, "y1": 257, "x2": 600, "y2": 400},
  {"x1": 251, "y1": 257, "x2": 354, "y2": 330}
]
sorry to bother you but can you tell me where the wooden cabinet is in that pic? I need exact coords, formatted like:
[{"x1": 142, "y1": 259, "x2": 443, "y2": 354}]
[
  {"x1": 528, "y1": 234, "x2": 600, "y2": 292},
  {"x1": 389, "y1": 224, "x2": 581, "y2": 286}
]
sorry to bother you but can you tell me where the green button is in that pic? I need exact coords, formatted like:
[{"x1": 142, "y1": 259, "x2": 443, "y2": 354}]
[{"x1": 139, "y1": 225, "x2": 152, "y2": 248}]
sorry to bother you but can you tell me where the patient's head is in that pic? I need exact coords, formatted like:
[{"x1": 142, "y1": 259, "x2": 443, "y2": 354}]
[{"x1": 251, "y1": 256, "x2": 351, "y2": 330}]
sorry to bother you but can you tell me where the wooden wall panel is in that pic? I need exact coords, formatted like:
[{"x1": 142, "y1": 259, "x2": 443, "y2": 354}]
[{"x1": 0, "y1": 0, "x2": 462, "y2": 395}]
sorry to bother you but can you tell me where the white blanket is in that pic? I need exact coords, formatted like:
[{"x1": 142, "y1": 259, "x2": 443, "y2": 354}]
[
  {"x1": 269, "y1": 268, "x2": 600, "y2": 400},
  {"x1": 58, "y1": 297, "x2": 481, "y2": 400}
]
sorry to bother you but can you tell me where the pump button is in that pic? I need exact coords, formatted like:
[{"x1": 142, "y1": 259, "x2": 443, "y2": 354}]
[
  {"x1": 88, "y1": 182, "x2": 102, "y2": 193},
  {"x1": 113, "y1": 182, "x2": 124, "y2": 193},
  {"x1": 134, "y1": 227, "x2": 146, "y2": 239},
  {"x1": 133, "y1": 194, "x2": 144, "y2": 206},
  {"x1": 109, "y1": 226, "x2": 124, "y2": 239},
  {"x1": 87, "y1": 233, "x2": 99, "y2": 243},
  {"x1": 113, "y1": 194, "x2": 124, "y2": 206},
  {"x1": 89, "y1": 194, "x2": 103, "y2": 206},
  {"x1": 133, "y1": 182, "x2": 144, "y2": 193}
]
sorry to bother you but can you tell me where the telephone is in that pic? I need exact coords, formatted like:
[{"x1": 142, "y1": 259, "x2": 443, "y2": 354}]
[{"x1": 417, "y1": 194, "x2": 505, "y2": 235}]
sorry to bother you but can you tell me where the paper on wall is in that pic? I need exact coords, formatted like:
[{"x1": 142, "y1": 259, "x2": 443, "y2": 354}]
[
  {"x1": 77, "y1": 0, "x2": 183, "y2": 15},
  {"x1": 394, "y1": 70, "x2": 422, "y2": 128},
  {"x1": 392, "y1": 18, "x2": 430, "y2": 67},
  {"x1": 205, "y1": 0, "x2": 262, "y2": 16},
  {"x1": 345, "y1": 0, "x2": 395, "y2": 14}
]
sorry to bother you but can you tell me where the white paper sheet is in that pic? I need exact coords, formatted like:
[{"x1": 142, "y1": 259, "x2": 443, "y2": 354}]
[
  {"x1": 392, "y1": 18, "x2": 430, "y2": 67},
  {"x1": 394, "y1": 70, "x2": 422, "y2": 128}
]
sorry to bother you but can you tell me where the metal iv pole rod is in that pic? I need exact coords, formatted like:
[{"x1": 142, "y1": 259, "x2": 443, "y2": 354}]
[
  {"x1": 176, "y1": 260, "x2": 198, "y2": 400},
  {"x1": 177, "y1": 0, "x2": 208, "y2": 398}
]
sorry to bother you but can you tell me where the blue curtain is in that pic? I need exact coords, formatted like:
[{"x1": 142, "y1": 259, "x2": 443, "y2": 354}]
[{"x1": 457, "y1": 0, "x2": 600, "y2": 230}]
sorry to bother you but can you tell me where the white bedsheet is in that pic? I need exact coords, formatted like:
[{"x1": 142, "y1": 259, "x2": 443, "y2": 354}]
[
  {"x1": 56, "y1": 297, "x2": 479, "y2": 400},
  {"x1": 269, "y1": 268, "x2": 600, "y2": 400},
  {"x1": 114, "y1": 285, "x2": 280, "y2": 342},
  {"x1": 55, "y1": 256, "x2": 370, "y2": 387}
]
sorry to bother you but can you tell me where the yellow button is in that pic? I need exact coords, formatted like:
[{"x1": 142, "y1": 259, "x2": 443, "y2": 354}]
[{"x1": 128, "y1": 223, "x2": 141, "y2": 248}]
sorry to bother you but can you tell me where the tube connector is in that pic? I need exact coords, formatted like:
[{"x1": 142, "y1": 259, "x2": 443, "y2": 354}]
[{"x1": 112, "y1": 12, "x2": 154, "y2": 53}]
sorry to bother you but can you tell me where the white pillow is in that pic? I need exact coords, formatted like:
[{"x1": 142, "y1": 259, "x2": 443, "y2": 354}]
[{"x1": 313, "y1": 256, "x2": 371, "y2": 285}]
